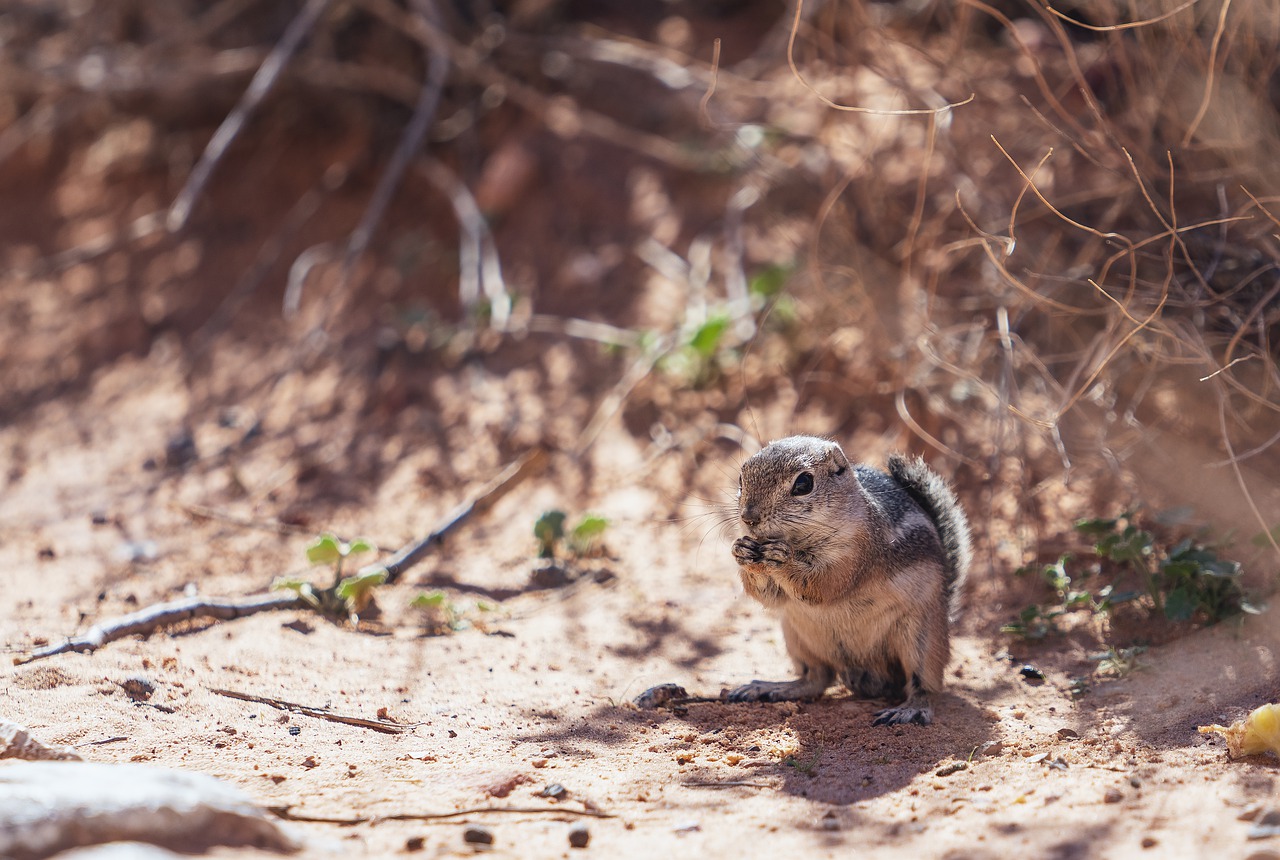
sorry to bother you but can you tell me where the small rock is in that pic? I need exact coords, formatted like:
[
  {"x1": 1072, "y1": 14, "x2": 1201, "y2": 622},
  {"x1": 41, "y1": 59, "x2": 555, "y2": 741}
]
[
  {"x1": 538, "y1": 783, "x2": 568, "y2": 800},
  {"x1": 0, "y1": 719, "x2": 82, "y2": 762},
  {"x1": 1026, "y1": 752, "x2": 1049, "y2": 764},
  {"x1": 405, "y1": 835, "x2": 425, "y2": 851},
  {"x1": 633, "y1": 683, "x2": 688, "y2": 709},
  {"x1": 1141, "y1": 837, "x2": 1158, "y2": 848},
  {"x1": 529, "y1": 559, "x2": 570, "y2": 589},
  {"x1": 1056, "y1": 728, "x2": 1080, "y2": 739},
  {"x1": 0, "y1": 761, "x2": 295, "y2": 857},
  {"x1": 463, "y1": 826, "x2": 494, "y2": 846},
  {"x1": 979, "y1": 741, "x2": 1004, "y2": 757},
  {"x1": 1249, "y1": 809, "x2": 1280, "y2": 840},
  {"x1": 1020, "y1": 665, "x2": 1045, "y2": 684},
  {"x1": 674, "y1": 821, "x2": 701, "y2": 834},
  {"x1": 1104, "y1": 788, "x2": 1124, "y2": 804},
  {"x1": 568, "y1": 825, "x2": 590, "y2": 848},
  {"x1": 164, "y1": 429, "x2": 198, "y2": 468},
  {"x1": 118, "y1": 676, "x2": 156, "y2": 702}
]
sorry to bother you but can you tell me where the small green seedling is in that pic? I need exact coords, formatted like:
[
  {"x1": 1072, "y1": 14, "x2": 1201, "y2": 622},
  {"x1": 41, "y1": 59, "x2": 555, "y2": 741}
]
[
  {"x1": 534, "y1": 510, "x2": 609, "y2": 560},
  {"x1": 568, "y1": 513, "x2": 609, "y2": 557},
  {"x1": 272, "y1": 533, "x2": 383, "y2": 623},
  {"x1": 534, "y1": 510, "x2": 567, "y2": 559},
  {"x1": 410, "y1": 590, "x2": 460, "y2": 634},
  {"x1": 661, "y1": 310, "x2": 733, "y2": 387},
  {"x1": 409, "y1": 591, "x2": 496, "y2": 635},
  {"x1": 783, "y1": 745, "x2": 822, "y2": 776}
]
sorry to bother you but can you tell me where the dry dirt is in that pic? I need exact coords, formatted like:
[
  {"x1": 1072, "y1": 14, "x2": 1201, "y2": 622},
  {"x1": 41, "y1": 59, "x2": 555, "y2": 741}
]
[
  {"x1": 1, "y1": 341, "x2": 1278, "y2": 859},
  {"x1": 3, "y1": 2, "x2": 1280, "y2": 857}
]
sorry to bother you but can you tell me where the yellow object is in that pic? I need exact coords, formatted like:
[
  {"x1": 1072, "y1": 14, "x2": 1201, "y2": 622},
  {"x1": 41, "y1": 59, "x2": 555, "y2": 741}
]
[{"x1": 1198, "y1": 703, "x2": 1280, "y2": 758}]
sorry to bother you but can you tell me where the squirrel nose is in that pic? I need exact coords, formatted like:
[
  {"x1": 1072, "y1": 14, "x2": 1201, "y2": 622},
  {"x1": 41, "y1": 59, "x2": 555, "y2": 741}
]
[{"x1": 741, "y1": 507, "x2": 760, "y2": 528}]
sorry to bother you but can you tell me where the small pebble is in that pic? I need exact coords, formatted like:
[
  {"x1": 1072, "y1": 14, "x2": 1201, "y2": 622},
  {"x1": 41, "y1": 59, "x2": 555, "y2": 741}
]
[
  {"x1": 405, "y1": 835, "x2": 425, "y2": 852},
  {"x1": 1104, "y1": 788, "x2": 1123, "y2": 804},
  {"x1": 463, "y1": 826, "x2": 494, "y2": 846},
  {"x1": 539, "y1": 783, "x2": 568, "y2": 800},
  {"x1": 568, "y1": 825, "x2": 590, "y2": 848},
  {"x1": 1141, "y1": 837, "x2": 1158, "y2": 849},
  {"x1": 288, "y1": 726, "x2": 301, "y2": 736},
  {"x1": 1056, "y1": 728, "x2": 1079, "y2": 739},
  {"x1": 1020, "y1": 665, "x2": 1045, "y2": 682},
  {"x1": 118, "y1": 676, "x2": 155, "y2": 701}
]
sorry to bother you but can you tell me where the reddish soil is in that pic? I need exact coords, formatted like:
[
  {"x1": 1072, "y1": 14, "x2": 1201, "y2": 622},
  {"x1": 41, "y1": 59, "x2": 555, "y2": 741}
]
[{"x1": 3, "y1": 2, "x2": 1279, "y2": 857}]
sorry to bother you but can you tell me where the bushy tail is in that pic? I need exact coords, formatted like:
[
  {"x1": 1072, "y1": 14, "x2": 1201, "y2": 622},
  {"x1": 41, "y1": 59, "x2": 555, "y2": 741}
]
[{"x1": 886, "y1": 454, "x2": 972, "y2": 622}]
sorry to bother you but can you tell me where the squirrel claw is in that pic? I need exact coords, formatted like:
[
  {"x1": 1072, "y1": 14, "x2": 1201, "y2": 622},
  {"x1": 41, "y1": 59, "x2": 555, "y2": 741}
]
[{"x1": 872, "y1": 703, "x2": 933, "y2": 726}]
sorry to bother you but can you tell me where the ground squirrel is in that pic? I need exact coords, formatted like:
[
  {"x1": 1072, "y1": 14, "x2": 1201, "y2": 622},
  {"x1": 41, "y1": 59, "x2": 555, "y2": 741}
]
[{"x1": 729, "y1": 435, "x2": 971, "y2": 725}]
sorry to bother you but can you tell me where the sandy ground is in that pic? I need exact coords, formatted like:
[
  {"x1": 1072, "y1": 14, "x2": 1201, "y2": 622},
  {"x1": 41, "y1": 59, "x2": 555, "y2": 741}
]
[{"x1": 2, "y1": 346, "x2": 1278, "y2": 860}]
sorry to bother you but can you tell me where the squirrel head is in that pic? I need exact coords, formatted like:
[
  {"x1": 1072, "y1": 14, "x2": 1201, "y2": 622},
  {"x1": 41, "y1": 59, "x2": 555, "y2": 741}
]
[{"x1": 736, "y1": 436, "x2": 862, "y2": 540}]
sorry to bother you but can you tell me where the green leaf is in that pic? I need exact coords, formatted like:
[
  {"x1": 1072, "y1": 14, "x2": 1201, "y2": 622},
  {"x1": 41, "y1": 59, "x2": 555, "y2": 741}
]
[
  {"x1": 411, "y1": 591, "x2": 447, "y2": 608},
  {"x1": 569, "y1": 514, "x2": 609, "y2": 555},
  {"x1": 306, "y1": 534, "x2": 343, "y2": 566},
  {"x1": 271, "y1": 577, "x2": 319, "y2": 608},
  {"x1": 1074, "y1": 517, "x2": 1118, "y2": 537},
  {"x1": 688, "y1": 314, "x2": 730, "y2": 359},
  {"x1": 534, "y1": 510, "x2": 567, "y2": 558},
  {"x1": 335, "y1": 567, "x2": 388, "y2": 604},
  {"x1": 1163, "y1": 586, "x2": 1197, "y2": 622},
  {"x1": 748, "y1": 264, "x2": 790, "y2": 299},
  {"x1": 346, "y1": 538, "x2": 376, "y2": 557}
]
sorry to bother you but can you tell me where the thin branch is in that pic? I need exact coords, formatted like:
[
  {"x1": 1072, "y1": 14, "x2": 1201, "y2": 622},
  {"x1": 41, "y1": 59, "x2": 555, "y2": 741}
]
[
  {"x1": 270, "y1": 804, "x2": 615, "y2": 824},
  {"x1": 209, "y1": 687, "x2": 418, "y2": 733},
  {"x1": 168, "y1": 0, "x2": 332, "y2": 231},
  {"x1": 342, "y1": 0, "x2": 450, "y2": 282},
  {"x1": 17, "y1": 593, "x2": 304, "y2": 664},
  {"x1": 786, "y1": 0, "x2": 974, "y2": 116},
  {"x1": 1182, "y1": 0, "x2": 1232, "y2": 147},
  {"x1": 377, "y1": 446, "x2": 549, "y2": 585},
  {"x1": 417, "y1": 158, "x2": 509, "y2": 328},
  {"x1": 1043, "y1": 0, "x2": 1200, "y2": 31}
]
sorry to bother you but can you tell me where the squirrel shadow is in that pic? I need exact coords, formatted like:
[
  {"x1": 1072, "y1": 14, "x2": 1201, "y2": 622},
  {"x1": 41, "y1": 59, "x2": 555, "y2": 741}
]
[{"x1": 666, "y1": 691, "x2": 995, "y2": 805}]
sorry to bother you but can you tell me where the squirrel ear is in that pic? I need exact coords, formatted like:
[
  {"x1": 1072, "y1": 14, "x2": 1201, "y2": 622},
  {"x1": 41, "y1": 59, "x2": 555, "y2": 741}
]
[{"x1": 828, "y1": 443, "x2": 850, "y2": 472}]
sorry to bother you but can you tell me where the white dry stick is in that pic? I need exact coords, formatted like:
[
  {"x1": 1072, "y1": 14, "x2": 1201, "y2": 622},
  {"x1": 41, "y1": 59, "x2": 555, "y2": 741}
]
[
  {"x1": 341, "y1": 0, "x2": 450, "y2": 282},
  {"x1": 168, "y1": 0, "x2": 333, "y2": 232},
  {"x1": 418, "y1": 159, "x2": 510, "y2": 329}
]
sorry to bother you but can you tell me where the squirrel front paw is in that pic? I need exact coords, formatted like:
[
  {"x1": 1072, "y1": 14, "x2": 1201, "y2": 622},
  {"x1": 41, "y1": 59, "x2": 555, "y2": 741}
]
[{"x1": 732, "y1": 536, "x2": 791, "y2": 567}]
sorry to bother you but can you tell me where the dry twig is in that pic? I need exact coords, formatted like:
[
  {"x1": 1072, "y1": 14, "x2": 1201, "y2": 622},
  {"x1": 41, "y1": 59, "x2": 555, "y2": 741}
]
[
  {"x1": 17, "y1": 593, "x2": 305, "y2": 664},
  {"x1": 209, "y1": 687, "x2": 418, "y2": 733}
]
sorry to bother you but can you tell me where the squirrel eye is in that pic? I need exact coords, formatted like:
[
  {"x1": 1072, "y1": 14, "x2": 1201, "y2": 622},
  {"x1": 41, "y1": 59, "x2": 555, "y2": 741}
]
[{"x1": 790, "y1": 472, "x2": 815, "y2": 496}]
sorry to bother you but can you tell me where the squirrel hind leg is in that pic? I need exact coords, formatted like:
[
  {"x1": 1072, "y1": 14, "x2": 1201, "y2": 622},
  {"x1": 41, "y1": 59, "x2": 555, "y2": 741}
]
[{"x1": 727, "y1": 663, "x2": 833, "y2": 703}]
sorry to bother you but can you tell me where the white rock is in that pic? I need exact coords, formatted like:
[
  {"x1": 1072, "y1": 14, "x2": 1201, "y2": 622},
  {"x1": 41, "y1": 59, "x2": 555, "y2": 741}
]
[{"x1": 0, "y1": 761, "x2": 297, "y2": 859}]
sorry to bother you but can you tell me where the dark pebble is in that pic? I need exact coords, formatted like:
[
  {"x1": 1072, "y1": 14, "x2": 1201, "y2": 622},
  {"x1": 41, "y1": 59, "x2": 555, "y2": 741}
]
[
  {"x1": 568, "y1": 825, "x2": 590, "y2": 848},
  {"x1": 463, "y1": 827, "x2": 493, "y2": 846}
]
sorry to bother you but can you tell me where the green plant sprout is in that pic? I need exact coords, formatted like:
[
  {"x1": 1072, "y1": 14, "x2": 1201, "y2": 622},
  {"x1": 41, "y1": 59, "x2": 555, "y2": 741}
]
[
  {"x1": 272, "y1": 533, "x2": 384, "y2": 623},
  {"x1": 409, "y1": 590, "x2": 497, "y2": 636},
  {"x1": 534, "y1": 510, "x2": 609, "y2": 560}
]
